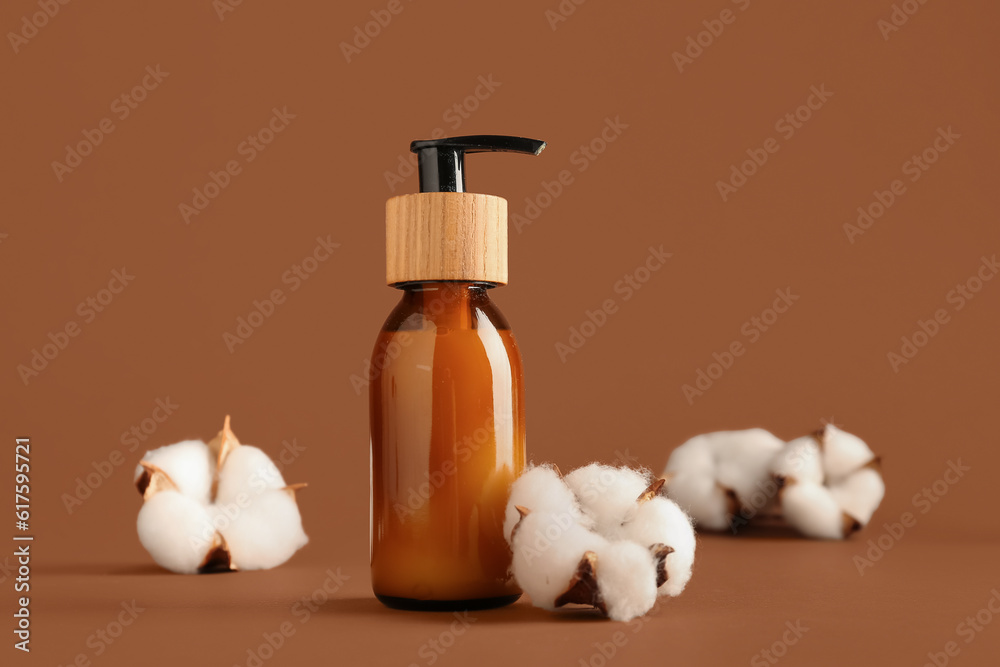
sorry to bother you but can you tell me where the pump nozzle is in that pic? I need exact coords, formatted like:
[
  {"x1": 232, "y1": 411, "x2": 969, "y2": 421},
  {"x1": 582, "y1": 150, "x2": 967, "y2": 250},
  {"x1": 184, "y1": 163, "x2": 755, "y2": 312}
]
[{"x1": 410, "y1": 135, "x2": 546, "y2": 193}]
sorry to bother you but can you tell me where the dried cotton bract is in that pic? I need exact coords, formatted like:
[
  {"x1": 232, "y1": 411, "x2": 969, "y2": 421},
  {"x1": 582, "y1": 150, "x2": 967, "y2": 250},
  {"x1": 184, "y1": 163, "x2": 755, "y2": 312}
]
[
  {"x1": 505, "y1": 464, "x2": 695, "y2": 621},
  {"x1": 663, "y1": 425, "x2": 884, "y2": 539},
  {"x1": 134, "y1": 416, "x2": 308, "y2": 573}
]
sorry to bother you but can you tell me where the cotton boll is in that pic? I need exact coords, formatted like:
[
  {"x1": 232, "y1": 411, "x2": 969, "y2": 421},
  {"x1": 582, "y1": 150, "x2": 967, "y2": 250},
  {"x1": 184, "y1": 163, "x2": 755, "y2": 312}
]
[
  {"x1": 219, "y1": 488, "x2": 309, "y2": 570},
  {"x1": 564, "y1": 464, "x2": 650, "y2": 537},
  {"x1": 770, "y1": 437, "x2": 824, "y2": 485},
  {"x1": 622, "y1": 497, "x2": 696, "y2": 597},
  {"x1": 593, "y1": 541, "x2": 658, "y2": 622},
  {"x1": 511, "y1": 511, "x2": 607, "y2": 609},
  {"x1": 136, "y1": 440, "x2": 214, "y2": 505},
  {"x1": 135, "y1": 417, "x2": 310, "y2": 574},
  {"x1": 662, "y1": 433, "x2": 716, "y2": 477},
  {"x1": 779, "y1": 482, "x2": 851, "y2": 540},
  {"x1": 137, "y1": 490, "x2": 218, "y2": 573},
  {"x1": 663, "y1": 472, "x2": 730, "y2": 531},
  {"x1": 829, "y1": 468, "x2": 885, "y2": 525},
  {"x1": 504, "y1": 464, "x2": 585, "y2": 543},
  {"x1": 820, "y1": 425, "x2": 877, "y2": 479},
  {"x1": 663, "y1": 429, "x2": 782, "y2": 528},
  {"x1": 713, "y1": 429, "x2": 784, "y2": 506},
  {"x1": 215, "y1": 445, "x2": 286, "y2": 506}
]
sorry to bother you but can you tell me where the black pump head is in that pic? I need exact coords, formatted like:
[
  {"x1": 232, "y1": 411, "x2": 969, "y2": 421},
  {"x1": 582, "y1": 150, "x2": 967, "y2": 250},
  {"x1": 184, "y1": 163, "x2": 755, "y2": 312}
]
[{"x1": 410, "y1": 135, "x2": 546, "y2": 193}]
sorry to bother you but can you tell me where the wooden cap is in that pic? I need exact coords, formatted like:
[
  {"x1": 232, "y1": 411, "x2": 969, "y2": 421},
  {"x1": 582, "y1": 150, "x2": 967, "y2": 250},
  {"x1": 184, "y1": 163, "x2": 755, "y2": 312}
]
[{"x1": 385, "y1": 192, "x2": 507, "y2": 285}]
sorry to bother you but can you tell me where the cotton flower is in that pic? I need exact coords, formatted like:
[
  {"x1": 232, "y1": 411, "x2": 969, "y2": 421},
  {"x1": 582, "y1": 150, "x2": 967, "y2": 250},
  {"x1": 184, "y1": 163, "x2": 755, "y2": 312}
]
[
  {"x1": 662, "y1": 429, "x2": 784, "y2": 530},
  {"x1": 506, "y1": 463, "x2": 695, "y2": 621},
  {"x1": 661, "y1": 425, "x2": 885, "y2": 540},
  {"x1": 773, "y1": 425, "x2": 885, "y2": 539},
  {"x1": 134, "y1": 416, "x2": 308, "y2": 573}
]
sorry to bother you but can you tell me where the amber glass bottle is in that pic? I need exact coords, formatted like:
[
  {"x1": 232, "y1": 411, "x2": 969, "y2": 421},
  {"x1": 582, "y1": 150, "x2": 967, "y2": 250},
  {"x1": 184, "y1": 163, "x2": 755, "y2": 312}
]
[
  {"x1": 370, "y1": 282, "x2": 525, "y2": 609},
  {"x1": 370, "y1": 135, "x2": 544, "y2": 610}
]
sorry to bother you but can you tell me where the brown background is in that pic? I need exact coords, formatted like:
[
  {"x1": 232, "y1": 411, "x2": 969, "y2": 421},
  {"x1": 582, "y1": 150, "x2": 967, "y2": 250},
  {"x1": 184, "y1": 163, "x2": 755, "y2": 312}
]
[{"x1": 2, "y1": 0, "x2": 999, "y2": 665}]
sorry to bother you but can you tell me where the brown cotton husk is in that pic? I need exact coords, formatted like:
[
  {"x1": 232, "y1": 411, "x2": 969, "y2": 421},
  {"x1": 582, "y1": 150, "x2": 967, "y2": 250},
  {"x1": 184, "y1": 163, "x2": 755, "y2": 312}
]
[
  {"x1": 136, "y1": 461, "x2": 178, "y2": 500},
  {"x1": 649, "y1": 544, "x2": 674, "y2": 588},
  {"x1": 554, "y1": 551, "x2": 605, "y2": 614},
  {"x1": 636, "y1": 477, "x2": 666, "y2": 503},
  {"x1": 198, "y1": 534, "x2": 236, "y2": 573}
]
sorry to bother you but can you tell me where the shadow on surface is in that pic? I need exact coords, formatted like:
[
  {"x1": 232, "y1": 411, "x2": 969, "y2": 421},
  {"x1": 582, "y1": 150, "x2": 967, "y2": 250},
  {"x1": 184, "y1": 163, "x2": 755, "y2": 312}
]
[
  {"x1": 38, "y1": 563, "x2": 170, "y2": 576},
  {"x1": 319, "y1": 596, "x2": 607, "y2": 624}
]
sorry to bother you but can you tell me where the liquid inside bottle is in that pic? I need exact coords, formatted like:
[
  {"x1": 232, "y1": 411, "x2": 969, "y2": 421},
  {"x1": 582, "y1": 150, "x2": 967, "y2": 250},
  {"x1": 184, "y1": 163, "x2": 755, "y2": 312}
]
[{"x1": 370, "y1": 282, "x2": 525, "y2": 610}]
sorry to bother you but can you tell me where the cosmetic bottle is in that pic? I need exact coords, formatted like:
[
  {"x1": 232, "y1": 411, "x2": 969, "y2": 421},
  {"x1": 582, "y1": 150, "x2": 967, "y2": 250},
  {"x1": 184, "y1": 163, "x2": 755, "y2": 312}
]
[{"x1": 370, "y1": 135, "x2": 545, "y2": 610}]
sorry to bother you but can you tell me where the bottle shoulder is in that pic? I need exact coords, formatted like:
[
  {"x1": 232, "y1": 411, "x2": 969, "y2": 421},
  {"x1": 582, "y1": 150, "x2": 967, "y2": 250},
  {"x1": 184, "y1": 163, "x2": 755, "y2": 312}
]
[{"x1": 380, "y1": 286, "x2": 513, "y2": 333}]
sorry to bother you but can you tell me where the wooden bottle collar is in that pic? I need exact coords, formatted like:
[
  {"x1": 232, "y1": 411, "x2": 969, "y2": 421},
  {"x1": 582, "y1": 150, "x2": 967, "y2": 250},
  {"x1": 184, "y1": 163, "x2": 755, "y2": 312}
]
[{"x1": 385, "y1": 192, "x2": 507, "y2": 286}]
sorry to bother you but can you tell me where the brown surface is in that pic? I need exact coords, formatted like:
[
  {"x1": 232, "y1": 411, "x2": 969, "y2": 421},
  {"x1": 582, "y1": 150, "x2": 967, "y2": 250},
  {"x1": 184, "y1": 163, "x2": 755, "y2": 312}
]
[{"x1": 2, "y1": 0, "x2": 999, "y2": 665}]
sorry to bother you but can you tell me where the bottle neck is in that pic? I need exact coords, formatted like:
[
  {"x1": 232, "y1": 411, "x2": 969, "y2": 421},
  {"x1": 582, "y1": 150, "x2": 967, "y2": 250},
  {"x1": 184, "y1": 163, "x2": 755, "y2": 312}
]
[{"x1": 396, "y1": 282, "x2": 498, "y2": 329}]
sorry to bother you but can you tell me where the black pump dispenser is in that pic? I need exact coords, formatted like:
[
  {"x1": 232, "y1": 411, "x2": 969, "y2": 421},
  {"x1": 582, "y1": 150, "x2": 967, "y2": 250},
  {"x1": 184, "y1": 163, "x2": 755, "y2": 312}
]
[{"x1": 410, "y1": 135, "x2": 546, "y2": 193}]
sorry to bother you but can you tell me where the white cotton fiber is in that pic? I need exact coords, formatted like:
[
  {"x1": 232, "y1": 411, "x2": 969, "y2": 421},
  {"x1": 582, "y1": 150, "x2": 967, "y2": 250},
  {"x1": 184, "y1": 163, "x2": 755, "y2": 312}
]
[
  {"x1": 135, "y1": 440, "x2": 215, "y2": 505},
  {"x1": 506, "y1": 461, "x2": 698, "y2": 621},
  {"x1": 135, "y1": 418, "x2": 308, "y2": 574},
  {"x1": 137, "y1": 491, "x2": 217, "y2": 574},
  {"x1": 664, "y1": 473, "x2": 730, "y2": 530},
  {"x1": 219, "y1": 489, "x2": 309, "y2": 571},
  {"x1": 594, "y1": 541, "x2": 658, "y2": 622},
  {"x1": 663, "y1": 429, "x2": 783, "y2": 530},
  {"x1": 779, "y1": 482, "x2": 845, "y2": 540},
  {"x1": 622, "y1": 497, "x2": 696, "y2": 597},
  {"x1": 215, "y1": 445, "x2": 286, "y2": 506},
  {"x1": 829, "y1": 468, "x2": 885, "y2": 525},
  {"x1": 713, "y1": 429, "x2": 784, "y2": 505},
  {"x1": 663, "y1": 425, "x2": 885, "y2": 541},
  {"x1": 770, "y1": 436, "x2": 824, "y2": 485},
  {"x1": 820, "y1": 425, "x2": 877, "y2": 479},
  {"x1": 504, "y1": 464, "x2": 585, "y2": 542},
  {"x1": 510, "y1": 511, "x2": 607, "y2": 609},
  {"x1": 564, "y1": 464, "x2": 650, "y2": 537}
]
